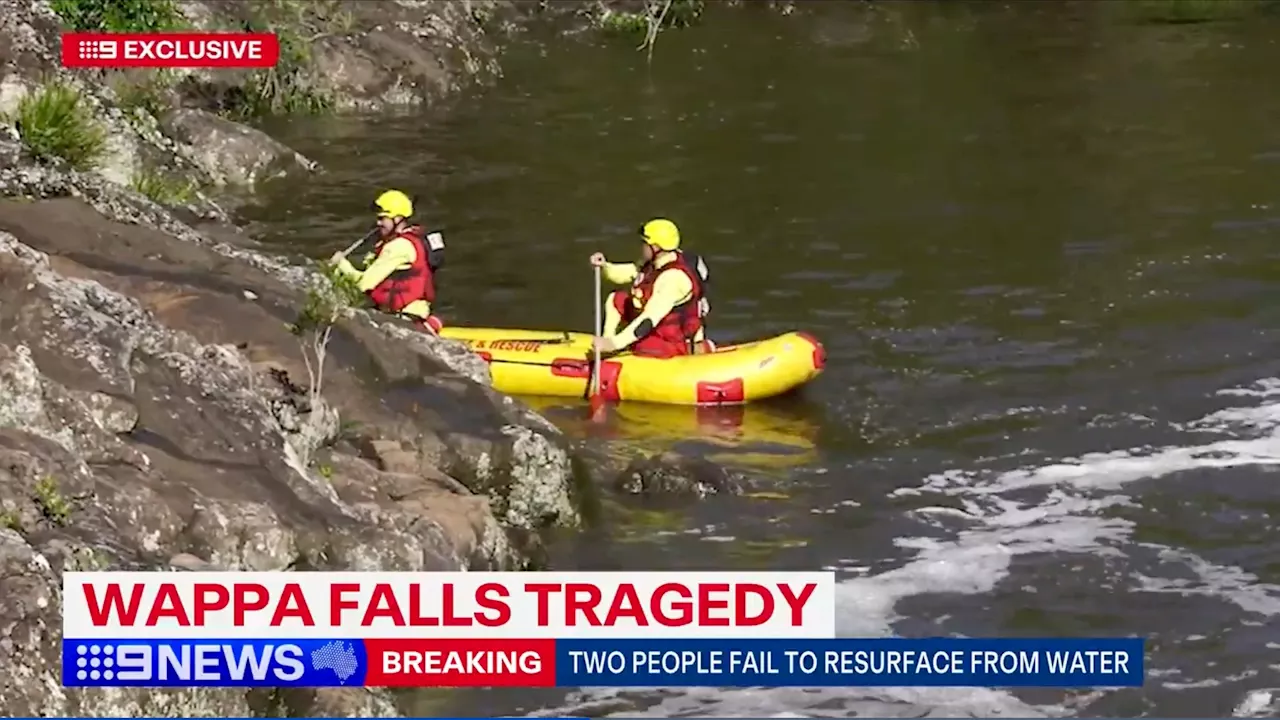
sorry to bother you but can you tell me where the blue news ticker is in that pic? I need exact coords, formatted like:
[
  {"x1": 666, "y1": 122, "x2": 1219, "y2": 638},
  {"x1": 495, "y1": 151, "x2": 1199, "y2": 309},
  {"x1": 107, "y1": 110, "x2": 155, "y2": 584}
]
[
  {"x1": 62, "y1": 637, "x2": 1144, "y2": 688},
  {"x1": 554, "y1": 638, "x2": 1143, "y2": 687}
]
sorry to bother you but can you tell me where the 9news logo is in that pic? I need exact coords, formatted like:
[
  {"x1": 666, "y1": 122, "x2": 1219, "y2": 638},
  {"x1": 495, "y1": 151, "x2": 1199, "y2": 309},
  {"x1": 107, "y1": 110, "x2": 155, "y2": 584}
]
[
  {"x1": 74, "y1": 38, "x2": 118, "y2": 61},
  {"x1": 62, "y1": 639, "x2": 354, "y2": 686},
  {"x1": 70, "y1": 643, "x2": 147, "y2": 682}
]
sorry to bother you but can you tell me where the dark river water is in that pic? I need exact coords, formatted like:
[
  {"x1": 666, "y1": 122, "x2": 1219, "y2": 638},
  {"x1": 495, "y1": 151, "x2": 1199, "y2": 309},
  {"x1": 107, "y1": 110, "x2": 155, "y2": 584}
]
[{"x1": 242, "y1": 2, "x2": 1280, "y2": 717}]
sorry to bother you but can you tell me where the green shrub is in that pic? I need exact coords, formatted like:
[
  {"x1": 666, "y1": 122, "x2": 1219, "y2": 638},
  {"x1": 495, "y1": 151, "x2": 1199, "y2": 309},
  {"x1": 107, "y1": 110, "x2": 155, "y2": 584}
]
[
  {"x1": 288, "y1": 263, "x2": 365, "y2": 396},
  {"x1": 227, "y1": 16, "x2": 331, "y2": 119},
  {"x1": 15, "y1": 83, "x2": 108, "y2": 171},
  {"x1": 597, "y1": 0, "x2": 704, "y2": 59},
  {"x1": 285, "y1": 263, "x2": 364, "y2": 468},
  {"x1": 240, "y1": 64, "x2": 332, "y2": 117},
  {"x1": 50, "y1": 0, "x2": 185, "y2": 32},
  {"x1": 33, "y1": 476, "x2": 71, "y2": 526},
  {"x1": 598, "y1": 0, "x2": 703, "y2": 34},
  {"x1": 0, "y1": 510, "x2": 22, "y2": 533},
  {"x1": 599, "y1": 8, "x2": 651, "y2": 35}
]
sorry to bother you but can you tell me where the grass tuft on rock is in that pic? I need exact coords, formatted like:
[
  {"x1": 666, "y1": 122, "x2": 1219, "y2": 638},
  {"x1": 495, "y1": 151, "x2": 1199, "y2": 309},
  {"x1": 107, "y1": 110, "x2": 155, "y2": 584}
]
[
  {"x1": 51, "y1": 0, "x2": 185, "y2": 32},
  {"x1": 33, "y1": 476, "x2": 72, "y2": 526},
  {"x1": 14, "y1": 83, "x2": 108, "y2": 171},
  {"x1": 0, "y1": 509, "x2": 22, "y2": 533},
  {"x1": 131, "y1": 167, "x2": 197, "y2": 206}
]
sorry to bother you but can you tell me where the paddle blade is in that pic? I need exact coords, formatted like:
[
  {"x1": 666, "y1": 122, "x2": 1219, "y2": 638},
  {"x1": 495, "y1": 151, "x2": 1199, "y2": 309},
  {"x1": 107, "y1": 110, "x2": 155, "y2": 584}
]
[{"x1": 588, "y1": 392, "x2": 608, "y2": 422}]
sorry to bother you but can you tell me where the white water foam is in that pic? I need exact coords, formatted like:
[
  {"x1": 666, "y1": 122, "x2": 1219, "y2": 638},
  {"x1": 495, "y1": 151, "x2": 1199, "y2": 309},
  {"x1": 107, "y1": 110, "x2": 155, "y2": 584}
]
[
  {"x1": 537, "y1": 377, "x2": 1280, "y2": 718},
  {"x1": 539, "y1": 527, "x2": 1065, "y2": 718},
  {"x1": 877, "y1": 376, "x2": 1280, "y2": 712},
  {"x1": 1234, "y1": 688, "x2": 1280, "y2": 717}
]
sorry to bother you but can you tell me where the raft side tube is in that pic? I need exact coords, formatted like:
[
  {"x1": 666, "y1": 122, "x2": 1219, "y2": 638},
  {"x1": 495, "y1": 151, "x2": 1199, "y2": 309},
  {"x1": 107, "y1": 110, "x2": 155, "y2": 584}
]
[{"x1": 439, "y1": 326, "x2": 825, "y2": 406}]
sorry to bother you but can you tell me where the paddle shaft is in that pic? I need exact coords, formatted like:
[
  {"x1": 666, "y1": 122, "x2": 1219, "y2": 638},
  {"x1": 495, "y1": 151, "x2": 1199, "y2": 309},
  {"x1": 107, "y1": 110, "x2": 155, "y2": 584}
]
[
  {"x1": 339, "y1": 228, "x2": 379, "y2": 258},
  {"x1": 591, "y1": 265, "x2": 603, "y2": 395}
]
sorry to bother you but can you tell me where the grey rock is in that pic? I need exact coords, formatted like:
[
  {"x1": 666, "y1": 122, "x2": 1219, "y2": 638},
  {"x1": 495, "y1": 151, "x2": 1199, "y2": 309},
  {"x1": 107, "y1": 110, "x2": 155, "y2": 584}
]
[
  {"x1": 0, "y1": 136, "x2": 22, "y2": 168},
  {"x1": 615, "y1": 451, "x2": 746, "y2": 499},
  {"x1": 161, "y1": 109, "x2": 316, "y2": 188},
  {"x1": 67, "y1": 390, "x2": 139, "y2": 434},
  {"x1": 168, "y1": 552, "x2": 217, "y2": 571},
  {"x1": 0, "y1": 222, "x2": 583, "y2": 712},
  {"x1": 375, "y1": 316, "x2": 492, "y2": 385}
]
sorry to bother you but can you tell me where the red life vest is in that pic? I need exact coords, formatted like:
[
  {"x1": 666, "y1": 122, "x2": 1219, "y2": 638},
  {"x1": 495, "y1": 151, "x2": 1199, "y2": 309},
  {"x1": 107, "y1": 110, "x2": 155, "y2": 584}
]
[
  {"x1": 621, "y1": 251, "x2": 706, "y2": 353},
  {"x1": 366, "y1": 226, "x2": 436, "y2": 313}
]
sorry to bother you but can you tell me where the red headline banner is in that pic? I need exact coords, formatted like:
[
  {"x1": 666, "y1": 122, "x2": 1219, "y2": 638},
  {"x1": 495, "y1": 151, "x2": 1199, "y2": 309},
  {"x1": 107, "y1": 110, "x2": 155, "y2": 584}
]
[
  {"x1": 61, "y1": 33, "x2": 279, "y2": 69},
  {"x1": 63, "y1": 571, "x2": 838, "y2": 639},
  {"x1": 78, "y1": 579, "x2": 818, "y2": 631}
]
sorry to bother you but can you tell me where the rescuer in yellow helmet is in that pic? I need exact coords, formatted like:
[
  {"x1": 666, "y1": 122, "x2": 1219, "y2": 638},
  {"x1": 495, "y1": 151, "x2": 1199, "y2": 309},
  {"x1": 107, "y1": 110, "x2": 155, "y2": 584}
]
[
  {"x1": 588, "y1": 218, "x2": 713, "y2": 357},
  {"x1": 330, "y1": 190, "x2": 446, "y2": 333}
]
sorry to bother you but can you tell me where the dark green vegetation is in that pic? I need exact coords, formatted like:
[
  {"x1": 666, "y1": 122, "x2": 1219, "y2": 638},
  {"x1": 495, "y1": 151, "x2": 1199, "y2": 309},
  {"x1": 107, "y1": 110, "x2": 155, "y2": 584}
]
[
  {"x1": 289, "y1": 262, "x2": 367, "y2": 342},
  {"x1": 49, "y1": 0, "x2": 184, "y2": 32},
  {"x1": 12, "y1": 83, "x2": 107, "y2": 171}
]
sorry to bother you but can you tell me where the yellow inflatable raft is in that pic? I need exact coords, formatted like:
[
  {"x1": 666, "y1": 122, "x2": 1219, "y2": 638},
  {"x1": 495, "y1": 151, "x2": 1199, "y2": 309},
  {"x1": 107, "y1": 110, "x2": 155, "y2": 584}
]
[{"x1": 438, "y1": 327, "x2": 825, "y2": 406}]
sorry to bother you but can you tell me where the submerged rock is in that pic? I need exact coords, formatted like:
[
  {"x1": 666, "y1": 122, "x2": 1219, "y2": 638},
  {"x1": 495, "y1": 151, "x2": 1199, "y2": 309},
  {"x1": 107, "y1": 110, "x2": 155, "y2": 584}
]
[{"x1": 615, "y1": 451, "x2": 746, "y2": 499}]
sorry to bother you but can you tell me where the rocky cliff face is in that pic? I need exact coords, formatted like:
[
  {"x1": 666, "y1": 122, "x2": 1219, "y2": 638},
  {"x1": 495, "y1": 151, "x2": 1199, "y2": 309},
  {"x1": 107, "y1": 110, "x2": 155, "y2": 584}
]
[{"x1": 0, "y1": 0, "x2": 594, "y2": 715}]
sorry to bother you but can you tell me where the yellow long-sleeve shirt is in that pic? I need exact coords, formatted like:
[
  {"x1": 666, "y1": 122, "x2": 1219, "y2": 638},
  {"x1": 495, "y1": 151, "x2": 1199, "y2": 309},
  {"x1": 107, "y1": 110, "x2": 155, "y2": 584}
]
[
  {"x1": 601, "y1": 253, "x2": 703, "y2": 350},
  {"x1": 335, "y1": 237, "x2": 431, "y2": 319}
]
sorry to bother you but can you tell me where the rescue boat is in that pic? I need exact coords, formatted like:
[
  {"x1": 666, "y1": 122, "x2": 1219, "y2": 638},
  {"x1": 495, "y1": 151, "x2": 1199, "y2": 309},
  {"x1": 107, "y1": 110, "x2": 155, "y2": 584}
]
[{"x1": 437, "y1": 326, "x2": 825, "y2": 406}]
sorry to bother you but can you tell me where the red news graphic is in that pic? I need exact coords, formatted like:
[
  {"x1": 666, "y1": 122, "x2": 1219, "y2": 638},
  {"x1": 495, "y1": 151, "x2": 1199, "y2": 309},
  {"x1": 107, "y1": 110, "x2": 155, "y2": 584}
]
[
  {"x1": 63, "y1": 571, "x2": 836, "y2": 639},
  {"x1": 61, "y1": 32, "x2": 279, "y2": 69}
]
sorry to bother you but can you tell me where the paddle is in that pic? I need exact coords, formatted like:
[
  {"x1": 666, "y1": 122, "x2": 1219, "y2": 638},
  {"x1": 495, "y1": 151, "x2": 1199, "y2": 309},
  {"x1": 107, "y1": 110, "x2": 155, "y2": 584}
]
[
  {"x1": 588, "y1": 264, "x2": 607, "y2": 421},
  {"x1": 337, "y1": 227, "x2": 379, "y2": 259}
]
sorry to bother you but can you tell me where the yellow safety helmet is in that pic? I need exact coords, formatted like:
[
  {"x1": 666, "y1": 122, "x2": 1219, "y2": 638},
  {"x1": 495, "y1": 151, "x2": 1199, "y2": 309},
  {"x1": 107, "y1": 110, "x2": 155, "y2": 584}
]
[
  {"x1": 373, "y1": 190, "x2": 414, "y2": 219},
  {"x1": 640, "y1": 218, "x2": 680, "y2": 251}
]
